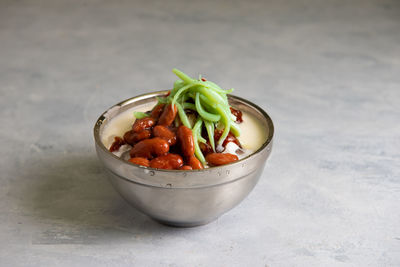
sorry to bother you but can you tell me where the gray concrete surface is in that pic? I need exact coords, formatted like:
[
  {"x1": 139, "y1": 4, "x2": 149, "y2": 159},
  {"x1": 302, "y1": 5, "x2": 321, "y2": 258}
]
[{"x1": 1, "y1": 0, "x2": 399, "y2": 266}]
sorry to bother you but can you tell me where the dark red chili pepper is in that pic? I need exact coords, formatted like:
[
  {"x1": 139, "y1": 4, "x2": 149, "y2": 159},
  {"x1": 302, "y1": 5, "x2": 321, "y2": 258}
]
[
  {"x1": 230, "y1": 107, "x2": 243, "y2": 123},
  {"x1": 109, "y1": 136, "x2": 125, "y2": 152}
]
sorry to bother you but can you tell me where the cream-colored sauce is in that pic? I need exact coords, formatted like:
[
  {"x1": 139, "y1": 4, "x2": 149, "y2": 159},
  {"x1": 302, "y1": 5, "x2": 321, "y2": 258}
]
[
  {"x1": 101, "y1": 103, "x2": 267, "y2": 159},
  {"x1": 238, "y1": 112, "x2": 268, "y2": 152},
  {"x1": 101, "y1": 102, "x2": 156, "y2": 149}
]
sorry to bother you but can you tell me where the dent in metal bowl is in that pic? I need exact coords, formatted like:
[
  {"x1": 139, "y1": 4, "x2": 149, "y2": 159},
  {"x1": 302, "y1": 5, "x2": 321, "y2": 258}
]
[{"x1": 94, "y1": 91, "x2": 274, "y2": 227}]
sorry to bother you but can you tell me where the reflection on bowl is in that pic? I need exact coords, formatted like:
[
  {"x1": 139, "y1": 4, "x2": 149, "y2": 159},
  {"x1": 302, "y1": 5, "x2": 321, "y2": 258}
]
[{"x1": 94, "y1": 91, "x2": 274, "y2": 227}]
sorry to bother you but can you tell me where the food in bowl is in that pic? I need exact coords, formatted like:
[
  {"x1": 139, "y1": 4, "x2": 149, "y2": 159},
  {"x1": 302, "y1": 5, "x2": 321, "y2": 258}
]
[
  {"x1": 94, "y1": 85, "x2": 274, "y2": 226},
  {"x1": 102, "y1": 69, "x2": 267, "y2": 170}
]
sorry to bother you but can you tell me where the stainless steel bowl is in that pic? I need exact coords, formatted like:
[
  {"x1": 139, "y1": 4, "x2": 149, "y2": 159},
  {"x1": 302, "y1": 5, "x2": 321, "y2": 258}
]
[{"x1": 94, "y1": 91, "x2": 274, "y2": 227}]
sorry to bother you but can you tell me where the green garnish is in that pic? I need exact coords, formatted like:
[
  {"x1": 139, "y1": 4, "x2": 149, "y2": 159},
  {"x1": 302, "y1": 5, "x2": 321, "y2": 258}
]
[
  {"x1": 133, "y1": 111, "x2": 150, "y2": 119},
  {"x1": 166, "y1": 68, "x2": 241, "y2": 163}
]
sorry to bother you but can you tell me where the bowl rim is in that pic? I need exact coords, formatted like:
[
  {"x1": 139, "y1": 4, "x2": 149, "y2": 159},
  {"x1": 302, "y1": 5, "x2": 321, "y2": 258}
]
[{"x1": 93, "y1": 90, "x2": 274, "y2": 173}]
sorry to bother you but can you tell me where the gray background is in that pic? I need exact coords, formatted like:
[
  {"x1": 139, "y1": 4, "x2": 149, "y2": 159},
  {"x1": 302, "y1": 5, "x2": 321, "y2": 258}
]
[{"x1": 1, "y1": 0, "x2": 399, "y2": 266}]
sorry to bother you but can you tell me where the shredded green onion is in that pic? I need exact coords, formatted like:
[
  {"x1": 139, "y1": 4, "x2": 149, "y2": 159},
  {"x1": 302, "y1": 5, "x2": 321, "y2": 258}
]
[
  {"x1": 204, "y1": 120, "x2": 216, "y2": 152},
  {"x1": 182, "y1": 102, "x2": 196, "y2": 111},
  {"x1": 134, "y1": 111, "x2": 150, "y2": 119},
  {"x1": 165, "y1": 68, "x2": 240, "y2": 162},
  {"x1": 192, "y1": 118, "x2": 206, "y2": 164},
  {"x1": 156, "y1": 96, "x2": 169, "y2": 104},
  {"x1": 195, "y1": 93, "x2": 221, "y2": 122},
  {"x1": 176, "y1": 102, "x2": 191, "y2": 129}
]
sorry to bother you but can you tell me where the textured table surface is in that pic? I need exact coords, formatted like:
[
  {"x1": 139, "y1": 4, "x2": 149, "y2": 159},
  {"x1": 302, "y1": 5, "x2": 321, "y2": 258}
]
[{"x1": 1, "y1": 0, "x2": 399, "y2": 266}]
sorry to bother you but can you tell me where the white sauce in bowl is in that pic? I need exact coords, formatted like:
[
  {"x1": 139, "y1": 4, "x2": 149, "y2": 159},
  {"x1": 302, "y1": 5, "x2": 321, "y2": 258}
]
[{"x1": 101, "y1": 102, "x2": 268, "y2": 160}]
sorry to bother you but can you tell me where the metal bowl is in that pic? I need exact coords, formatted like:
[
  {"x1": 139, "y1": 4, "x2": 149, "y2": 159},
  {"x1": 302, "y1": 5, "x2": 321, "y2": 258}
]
[{"x1": 94, "y1": 91, "x2": 274, "y2": 227}]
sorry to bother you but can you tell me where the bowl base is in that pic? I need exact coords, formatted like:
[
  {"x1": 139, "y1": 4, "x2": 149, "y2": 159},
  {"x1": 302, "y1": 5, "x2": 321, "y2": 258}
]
[{"x1": 155, "y1": 218, "x2": 217, "y2": 228}]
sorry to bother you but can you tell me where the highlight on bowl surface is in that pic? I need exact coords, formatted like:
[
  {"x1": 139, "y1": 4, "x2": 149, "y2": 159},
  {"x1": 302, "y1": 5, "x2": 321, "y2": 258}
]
[{"x1": 101, "y1": 69, "x2": 267, "y2": 170}]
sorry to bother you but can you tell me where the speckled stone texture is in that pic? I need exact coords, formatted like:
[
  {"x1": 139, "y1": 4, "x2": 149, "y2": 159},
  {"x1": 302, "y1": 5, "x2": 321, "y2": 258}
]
[{"x1": 0, "y1": 0, "x2": 399, "y2": 266}]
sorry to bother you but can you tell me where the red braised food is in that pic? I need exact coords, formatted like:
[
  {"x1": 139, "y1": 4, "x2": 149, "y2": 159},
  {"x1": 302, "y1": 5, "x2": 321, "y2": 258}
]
[{"x1": 109, "y1": 69, "x2": 245, "y2": 170}]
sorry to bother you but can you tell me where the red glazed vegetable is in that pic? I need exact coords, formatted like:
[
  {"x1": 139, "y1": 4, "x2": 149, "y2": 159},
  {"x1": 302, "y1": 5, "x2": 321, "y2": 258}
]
[
  {"x1": 158, "y1": 104, "x2": 177, "y2": 126},
  {"x1": 130, "y1": 137, "x2": 169, "y2": 159},
  {"x1": 153, "y1": 125, "x2": 177, "y2": 146},
  {"x1": 150, "y1": 154, "x2": 183, "y2": 170},
  {"x1": 132, "y1": 117, "x2": 155, "y2": 133},
  {"x1": 151, "y1": 103, "x2": 165, "y2": 119},
  {"x1": 109, "y1": 137, "x2": 125, "y2": 152},
  {"x1": 180, "y1": 165, "x2": 193, "y2": 170},
  {"x1": 205, "y1": 153, "x2": 238, "y2": 166},
  {"x1": 123, "y1": 129, "x2": 151, "y2": 145},
  {"x1": 177, "y1": 125, "x2": 195, "y2": 157},
  {"x1": 129, "y1": 157, "x2": 150, "y2": 167},
  {"x1": 188, "y1": 155, "x2": 203, "y2": 169}
]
